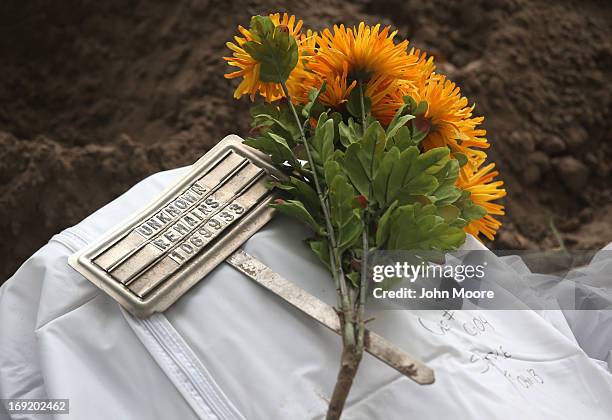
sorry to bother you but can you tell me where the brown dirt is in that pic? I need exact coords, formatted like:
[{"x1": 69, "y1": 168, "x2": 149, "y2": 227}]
[{"x1": 1, "y1": 0, "x2": 611, "y2": 282}]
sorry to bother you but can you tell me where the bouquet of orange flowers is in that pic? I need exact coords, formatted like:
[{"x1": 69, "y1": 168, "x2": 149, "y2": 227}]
[{"x1": 224, "y1": 13, "x2": 505, "y2": 419}]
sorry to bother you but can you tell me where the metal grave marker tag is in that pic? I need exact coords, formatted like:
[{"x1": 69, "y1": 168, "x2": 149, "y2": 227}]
[
  {"x1": 69, "y1": 134, "x2": 435, "y2": 385},
  {"x1": 69, "y1": 135, "x2": 282, "y2": 318}
]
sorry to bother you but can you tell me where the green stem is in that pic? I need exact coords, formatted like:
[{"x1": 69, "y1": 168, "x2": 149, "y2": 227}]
[
  {"x1": 359, "y1": 81, "x2": 367, "y2": 135},
  {"x1": 357, "y1": 80, "x2": 369, "y2": 353},
  {"x1": 357, "y1": 227, "x2": 368, "y2": 351},
  {"x1": 280, "y1": 81, "x2": 355, "y2": 345},
  {"x1": 280, "y1": 83, "x2": 335, "y2": 248}
]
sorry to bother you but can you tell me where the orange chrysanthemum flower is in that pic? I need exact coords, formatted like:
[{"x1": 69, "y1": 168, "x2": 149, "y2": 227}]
[
  {"x1": 311, "y1": 23, "x2": 416, "y2": 83},
  {"x1": 289, "y1": 62, "x2": 398, "y2": 113},
  {"x1": 371, "y1": 48, "x2": 434, "y2": 125},
  {"x1": 224, "y1": 13, "x2": 305, "y2": 102},
  {"x1": 288, "y1": 23, "x2": 434, "y2": 116},
  {"x1": 411, "y1": 74, "x2": 489, "y2": 169},
  {"x1": 458, "y1": 162, "x2": 506, "y2": 241}
]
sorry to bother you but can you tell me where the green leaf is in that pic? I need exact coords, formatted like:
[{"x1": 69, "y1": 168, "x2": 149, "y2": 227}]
[
  {"x1": 330, "y1": 112, "x2": 343, "y2": 144},
  {"x1": 251, "y1": 103, "x2": 301, "y2": 146},
  {"x1": 402, "y1": 95, "x2": 427, "y2": 116},
  {"x1": 403, "y1": 95, "x2": 418, "y2": 112},
  {"x1": 302, "y1": 83, "x2": 327, "y2": 119},
  {"x1": 437, "y1": 204, "x2": 460, "y2": 222},
  {"x1": 337, "y1": 211, "x2": 363, "y2": 253},
  {"x1": 249, "y1": 15, "x2": 275, "y2": 41},
  {"x1": 453, "y1": 152, "x2": 468, "y2": 168},
  {"x1": 386, "y1": 104, "x2": 415, "y2": 140},
  {"x1": 372, "y1": 146, "x2": 401, "y2": 206},
  {"x1": 328, "y1": 173, "x2": 363, "y2": 253},
  {"x1": 324, "y1": 160, "x2": 342, "y2": 186},
  {"x1": 272, "y1": 199, "x2": 323, "y2": 234},
  {"x1": 386, "y1": 125, "x2": 420, "y2": 151},
  {"x1": 362, "y1": 121, "x2": 388, "y2": 176},
  {"x1": 346, "y1": 87, "x2": 371, "y2": 119},
  {"x1": 418, "y1": 147, "x2": 450, "y2": 175},
  {"x1": 343, "y1": 144, "x2": 370, "y2": 198},
  {"x1": 289, "y1": 177, "x2": 320, "y2": 216},
  {"x1": 306, "y1": 238, "x2": 331, "y2": 270},
  {"x1": 243, "y1": 16, "x2": 299, "y2": 83},
  {"x1": 319, "y1": 120, "x2": 335, "y2": 163},
  {"x1": 250, "y1": 103, "x2": 278, "y2": 125},
  {"x1": 429, "y1": 159, "x2": 462, "y2": 206},
  {"x1": 342, "y1": 121, "x2": 386, "y2": 198},
  {"x1": 414, "y1": 100, "x2": 428, "y2": 116},
  {"x1": 329, "y1": 175, "x2": 356, "y2": 228},
  {"x1": 309, "y1": 113, "x2": 336, "y2": 176},
  {"x1": 451, "y1": 218, "x2": 468, "y2": 228},
  {"x1": 388, "y1": 96, "x2": 430, "y2": 146},
  {"x1": 372, "y1": 146, "x2": 442, "y2": 207},
  {"x1": 456, "y1": 193, "x2": 487, "y2": 222},
  {"x1": 431, "y1": 183, "x2": 462, "y2": 206},
  {"x1": 375, "y1": 200, "x2": 399, "y2": 247},
  {"x1": 410, "y1": 126, "x2": 429, "y2": 144},
  {"x1": 385, "y1": 203, "x2": 466, "y2": 251},
  {"x1": 244, "y1": 133, "x2": 297, "y2": 166},
  {"x1": 345, "y1": 272, "x2": 360, "y2": 288},
  {"x1": 273, "y1": 177, "x2": 321, "y2": 216},
  {"x1": 338, "y1": 118, "x2": 362, "y2": 147},
  {"x1": 386, "y1": 114, "x2": 415, "y2": 139}
]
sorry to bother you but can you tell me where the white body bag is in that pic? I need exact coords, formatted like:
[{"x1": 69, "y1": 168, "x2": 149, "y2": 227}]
[{"x1": 1, "y1": 166, "x2": 612, "y2": 420}]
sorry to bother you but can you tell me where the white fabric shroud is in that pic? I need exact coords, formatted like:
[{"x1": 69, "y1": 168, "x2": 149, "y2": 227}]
[{"x1": 1, "y1": 166, "x2": 612, "y2": 420}]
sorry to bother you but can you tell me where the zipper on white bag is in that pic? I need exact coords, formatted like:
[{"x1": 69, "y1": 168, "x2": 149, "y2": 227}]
[
  {"x1": 55, "y1": 227, "x2": 245, "y2": 420},
  {"x1": 125, "y1": 312, "x2": 246, "y2": 420}
]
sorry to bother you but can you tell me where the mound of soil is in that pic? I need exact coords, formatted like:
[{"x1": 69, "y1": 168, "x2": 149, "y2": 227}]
[{"x1": 1, "y1": 0, "x2": 611, "y2": 282}]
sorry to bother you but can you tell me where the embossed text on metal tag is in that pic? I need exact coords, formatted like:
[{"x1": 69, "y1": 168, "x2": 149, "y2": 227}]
[{"x1": 69, "y1": 135, "x2": 282, "y2": 318}]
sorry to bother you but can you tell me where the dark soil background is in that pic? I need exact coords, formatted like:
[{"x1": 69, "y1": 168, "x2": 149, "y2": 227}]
[{"x1": 1, "y1": 0, "x2": 611, "y2": 282}]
